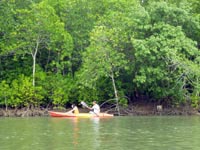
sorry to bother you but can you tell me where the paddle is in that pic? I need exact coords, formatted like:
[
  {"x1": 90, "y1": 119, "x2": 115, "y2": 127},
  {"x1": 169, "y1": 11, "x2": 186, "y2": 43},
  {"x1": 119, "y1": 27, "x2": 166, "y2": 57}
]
[
  {"x1": 81, "y1": 101, "x2": 90, "y2": 109},
  {"x1": 80, "y1": 101, "x2": 99, "y2": 116}
]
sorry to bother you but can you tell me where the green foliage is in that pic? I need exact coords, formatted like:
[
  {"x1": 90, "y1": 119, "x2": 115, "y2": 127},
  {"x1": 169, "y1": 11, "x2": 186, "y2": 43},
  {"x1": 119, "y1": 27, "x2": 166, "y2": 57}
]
[
  {"x1": 191, "y1": 95, "x2": 199, "y2": 108},
  {"x1": 79, "y1": 24, "x2": 128, "y2": 98},
  {"x1": 75, "y1": 86, "x2": 99, "y2": 104},
  {"x1": 0, "y1": 55, "x2": 32, "y2": 82},
  {"x1": 119, "y1": 97, "x2": 128, "y2": 107},
  {"x1": 11, "y1": 75, "x2": 44, "y2": 107},
  {"x1": 0, "y1": 0, "x2": 199, "y2": 109},
  {"x1": 146, "y1": 1, "x2": 200, "y2": 45},
  {"x1": 131, "y1": 1, "x2": 200, "y2": 104},
  {"x1": 40, "y1": 74, "x2": 74, "y2": 106},
  {"x1": 12, "y1": 1, "x2": 73, "y2": 86},
  {"x1": 132, "y1": 22, "x2": 199, "y2": 100},
  {"x1": 0, "y1": 75, "x2": 44, "y2": 108},
  {"x1": 0, "y1": 80, "x2": 12, "y2": 108}
]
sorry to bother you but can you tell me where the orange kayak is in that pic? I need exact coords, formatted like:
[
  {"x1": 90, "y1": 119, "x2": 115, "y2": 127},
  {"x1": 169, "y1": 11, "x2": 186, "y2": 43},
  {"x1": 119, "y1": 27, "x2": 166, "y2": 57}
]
[{"x1": 48, "y1": 111, "x2": 114, "y2": 118}]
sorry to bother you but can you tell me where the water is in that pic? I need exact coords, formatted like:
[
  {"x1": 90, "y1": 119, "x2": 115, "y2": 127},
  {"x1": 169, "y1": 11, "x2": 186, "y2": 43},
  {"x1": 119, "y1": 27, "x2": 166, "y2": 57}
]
[{"x1": 0, "y1": 116, "x2": 200, "y2": 150}]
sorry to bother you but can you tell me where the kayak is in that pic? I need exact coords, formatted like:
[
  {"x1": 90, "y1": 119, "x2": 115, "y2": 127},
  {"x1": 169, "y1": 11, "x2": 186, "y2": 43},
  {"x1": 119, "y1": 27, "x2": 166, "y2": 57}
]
[
  {"x1": 48, "y1": 111, "x2": 114, "y2": 118},
  {"x1": 49, "y1": 111, "x2": 114, "y2": 118}
]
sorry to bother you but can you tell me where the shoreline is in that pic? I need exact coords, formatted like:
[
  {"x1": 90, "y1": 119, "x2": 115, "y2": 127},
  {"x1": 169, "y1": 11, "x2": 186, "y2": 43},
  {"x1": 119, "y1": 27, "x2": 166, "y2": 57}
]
[{"x1": 0, "y1": 105, "x2": 199, "y2": 117}]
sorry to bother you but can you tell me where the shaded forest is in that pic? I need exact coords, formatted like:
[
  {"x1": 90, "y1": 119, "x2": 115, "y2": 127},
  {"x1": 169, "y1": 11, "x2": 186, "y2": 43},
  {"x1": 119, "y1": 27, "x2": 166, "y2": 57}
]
[{"x1": 0, "y1": 0, "x2": 199, "y2": 114}]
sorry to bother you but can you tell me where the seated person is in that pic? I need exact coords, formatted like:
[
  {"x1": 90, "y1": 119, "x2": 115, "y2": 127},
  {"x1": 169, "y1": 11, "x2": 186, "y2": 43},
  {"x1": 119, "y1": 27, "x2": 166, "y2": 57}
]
[
  {"x1": 89, "y1": 101, "x2": 100, "y2": 115},
  {"x1": 66, "y1": 104, "x2": 79, "y2": 114}
]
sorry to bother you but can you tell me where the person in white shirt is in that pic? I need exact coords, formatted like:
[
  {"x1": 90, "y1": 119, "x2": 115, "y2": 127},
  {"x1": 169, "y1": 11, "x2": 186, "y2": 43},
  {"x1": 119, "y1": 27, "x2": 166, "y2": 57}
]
[{"x1": 89, "y1": 101, "x2": 100, "y2": 115}]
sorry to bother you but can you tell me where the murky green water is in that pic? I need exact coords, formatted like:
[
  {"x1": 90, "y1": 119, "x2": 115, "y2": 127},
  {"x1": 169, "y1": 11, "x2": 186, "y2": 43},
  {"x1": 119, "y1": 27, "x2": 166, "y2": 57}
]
[{"x1": 0, "y1": 116, "x2": 200, "y2": 150}]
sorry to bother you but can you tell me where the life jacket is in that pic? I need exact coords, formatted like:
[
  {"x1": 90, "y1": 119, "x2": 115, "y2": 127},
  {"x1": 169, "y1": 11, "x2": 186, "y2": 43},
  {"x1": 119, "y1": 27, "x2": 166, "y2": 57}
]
[{"x1": 73, "y1": 106, "x2": 79, "y2": 114}]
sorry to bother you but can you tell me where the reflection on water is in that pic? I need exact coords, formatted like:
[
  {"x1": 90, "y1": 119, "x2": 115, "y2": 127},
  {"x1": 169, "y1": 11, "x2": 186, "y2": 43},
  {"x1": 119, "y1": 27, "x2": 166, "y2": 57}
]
[
  {"x1": 90, "y1": 118, "x2": 100, "y2": 149},
  {"x1": 69, "y1": 117, "x2": 101, "y2": 149},
  {"x1": 1, "y1": 116, "x2": 200, "y2": 150},
  {"x1": 71, "y1": 118, "x2": 79, "y2": 146}
]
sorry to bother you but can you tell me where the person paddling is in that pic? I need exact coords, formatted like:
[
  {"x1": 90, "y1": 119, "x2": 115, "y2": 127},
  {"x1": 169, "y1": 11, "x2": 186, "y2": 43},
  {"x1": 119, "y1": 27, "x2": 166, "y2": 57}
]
[{"x1": 89, "y1": 101, "x2": 100, "y2": 115}]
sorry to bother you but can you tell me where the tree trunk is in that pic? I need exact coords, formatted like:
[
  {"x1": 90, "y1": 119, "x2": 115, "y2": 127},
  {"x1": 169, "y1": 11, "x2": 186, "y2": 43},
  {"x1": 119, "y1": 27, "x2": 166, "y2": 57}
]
[
  {"x1": 110, "y1": 69, "x2": 120, "y2": 115},
  {"x1": 33, "y1": 55, "x2": 36, "y2": 87},
  {"x1": 32, "y1": 38, "x2": 39, "y2": 87},
  {"x1": 5, "y1": 96, "x2": 7, "y2": 112}
]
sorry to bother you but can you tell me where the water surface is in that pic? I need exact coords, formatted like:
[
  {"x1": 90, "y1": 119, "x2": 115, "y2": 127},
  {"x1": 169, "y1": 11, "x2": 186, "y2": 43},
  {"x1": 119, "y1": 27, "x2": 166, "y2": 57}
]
[{"x1": 0, "y1": 116, "x2": 200, "y2": 150}]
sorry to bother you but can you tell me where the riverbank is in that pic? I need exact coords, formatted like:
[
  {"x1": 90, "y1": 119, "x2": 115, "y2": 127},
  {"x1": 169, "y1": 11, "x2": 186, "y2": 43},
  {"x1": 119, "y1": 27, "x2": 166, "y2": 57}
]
[
  {"x1": 118, "y1": 104, "x2": 198, "y2": 116},
  {"x1": 0, "y1": 108, "x2": 49, "y2": 117},
  {"x1": 0, "y1": 103, "x2": 199, "y2": 117}
]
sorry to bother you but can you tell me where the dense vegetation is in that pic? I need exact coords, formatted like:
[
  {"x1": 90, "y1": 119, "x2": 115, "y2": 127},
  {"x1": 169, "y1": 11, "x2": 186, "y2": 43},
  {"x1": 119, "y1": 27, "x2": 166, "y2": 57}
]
[{"x1": 0, "y1": 0, "x2": 199, "y2": 112}]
